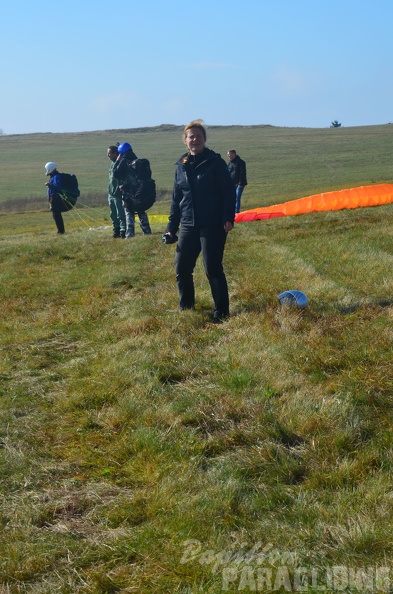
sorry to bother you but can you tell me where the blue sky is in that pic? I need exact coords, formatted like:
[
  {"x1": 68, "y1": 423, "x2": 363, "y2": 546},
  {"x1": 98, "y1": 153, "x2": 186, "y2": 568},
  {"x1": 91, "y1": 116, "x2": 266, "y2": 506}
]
[{"x1": 2, "y1": 0, "x2": 393, "y2": 134}]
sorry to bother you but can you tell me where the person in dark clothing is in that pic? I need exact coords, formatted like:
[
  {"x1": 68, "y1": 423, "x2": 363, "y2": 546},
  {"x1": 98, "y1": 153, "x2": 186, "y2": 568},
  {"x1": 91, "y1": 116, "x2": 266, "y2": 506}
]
[
  {"x1": 227, "y1": 149, "x2": 247, "y2": 213},
  {"x1": 164, "y1": 120, "x2": 236, "y2": 323},
  {"x1": 112, "y1": 142, "x2": 152, "y2": 238},
  {"x1": 45, "y1": 162, "x2": 78, "y2": 234},
  {"x1": 107, "y1": 145, "x2": 126, "y2": 238}
]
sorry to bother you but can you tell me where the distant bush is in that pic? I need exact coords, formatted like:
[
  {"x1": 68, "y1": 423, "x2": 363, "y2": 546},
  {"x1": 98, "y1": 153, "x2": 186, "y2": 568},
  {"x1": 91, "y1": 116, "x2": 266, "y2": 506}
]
[{"x1": 0, "y1": 196, "x2": 46, "y2": 213}]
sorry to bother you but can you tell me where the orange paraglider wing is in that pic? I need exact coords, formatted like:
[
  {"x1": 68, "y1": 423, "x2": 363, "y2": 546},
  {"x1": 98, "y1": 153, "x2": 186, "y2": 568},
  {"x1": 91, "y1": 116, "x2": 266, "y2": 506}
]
[{"x1": 235, "y1": 184, "x2": 393, "y2": 222}]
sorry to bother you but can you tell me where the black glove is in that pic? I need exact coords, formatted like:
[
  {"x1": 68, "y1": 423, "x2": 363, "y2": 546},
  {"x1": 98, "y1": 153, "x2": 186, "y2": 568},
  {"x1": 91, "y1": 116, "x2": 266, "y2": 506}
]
[{"x1": 162, "y1": 233, "x2": 178, "y2": 244}]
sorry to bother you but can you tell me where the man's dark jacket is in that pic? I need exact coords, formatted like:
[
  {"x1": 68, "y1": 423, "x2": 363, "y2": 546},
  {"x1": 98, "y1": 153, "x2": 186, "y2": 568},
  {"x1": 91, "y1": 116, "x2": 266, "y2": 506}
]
[
  {"x1": 167, "y1": 148, "x2": 236, "y2": 234},
  {"x1": 227, "y1": 154, "x2": 247, "y2": 187},
  {"x1": 112, "y1": 148, "x2": 138, "y2": 191}
]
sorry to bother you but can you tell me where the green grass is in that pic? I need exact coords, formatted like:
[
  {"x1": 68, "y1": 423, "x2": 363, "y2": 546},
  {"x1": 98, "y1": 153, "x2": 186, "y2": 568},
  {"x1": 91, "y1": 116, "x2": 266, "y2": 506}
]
[
  {"x1": 1, "y1": 125, "x2": 393, "y2": 592},
  {"x1": 1, "y1": 123, "x2": 393, "y2": 208}
]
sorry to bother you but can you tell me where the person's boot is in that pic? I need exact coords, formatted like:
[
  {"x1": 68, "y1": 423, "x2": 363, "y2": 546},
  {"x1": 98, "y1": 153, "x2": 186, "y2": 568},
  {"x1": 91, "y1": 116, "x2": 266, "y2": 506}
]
[
  {"x1": 138, "y1": 212, "x2": 152, "y2": 235},
  {"x1": 212, "y1": 311, "x2": 229, "y2": 324}
]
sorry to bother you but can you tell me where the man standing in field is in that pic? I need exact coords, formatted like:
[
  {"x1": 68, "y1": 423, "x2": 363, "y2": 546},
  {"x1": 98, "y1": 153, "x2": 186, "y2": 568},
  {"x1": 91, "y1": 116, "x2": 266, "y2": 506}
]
[
  {"x1": 107, "y1": 145, "x2": 126, "y2": 238},
  {"x1": 227, "y1": 149, "x2": 247, "y2": 213},
  {"x1": 45, "y1": 162, "x2": 79, "y2": 234},
  {"x1": 112, "y1": 142, "x2": 152, "y2": 238}
]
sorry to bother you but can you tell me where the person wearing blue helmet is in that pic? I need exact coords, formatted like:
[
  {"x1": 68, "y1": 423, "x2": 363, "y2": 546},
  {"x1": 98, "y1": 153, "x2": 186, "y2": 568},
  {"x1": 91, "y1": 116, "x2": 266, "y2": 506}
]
[
  {"x1": 117, "y1": 142, "x2": 132, "y2": 157},
  {"x1": 113, "y1": 142, "x2": 152, "y2": 238}
]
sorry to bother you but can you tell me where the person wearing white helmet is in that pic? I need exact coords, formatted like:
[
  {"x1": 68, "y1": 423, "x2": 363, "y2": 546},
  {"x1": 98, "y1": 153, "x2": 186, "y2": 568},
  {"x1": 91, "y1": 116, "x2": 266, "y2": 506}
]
[
  {"x1": 45, "y1": 161, "x2": 57, "y2": 176},
  {"x1": 45, "y1": 162, "x2": 79, "y2": 234}
]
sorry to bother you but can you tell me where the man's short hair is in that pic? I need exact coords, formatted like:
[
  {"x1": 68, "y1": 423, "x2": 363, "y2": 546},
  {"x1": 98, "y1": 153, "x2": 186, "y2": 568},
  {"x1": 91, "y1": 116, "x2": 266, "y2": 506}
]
[{"x1": 228, "y1": 149, "x2": 236, "y2": 155}]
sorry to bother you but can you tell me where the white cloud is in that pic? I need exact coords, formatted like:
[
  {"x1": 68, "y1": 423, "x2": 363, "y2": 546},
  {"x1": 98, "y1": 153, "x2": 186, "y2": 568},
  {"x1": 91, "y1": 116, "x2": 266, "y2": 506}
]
[
  {"x1": 161, "y1": 96, "x2": 188, "y2": 112},
  {"x1": 90, "y1": 91, "x2": 141, "y2": 114},
  {"x1": 269, "y1": 63, "x2": 320, "y2": 96},
  {"x1": 87, "y1": 91, "x2": 191, "y2": 128}
]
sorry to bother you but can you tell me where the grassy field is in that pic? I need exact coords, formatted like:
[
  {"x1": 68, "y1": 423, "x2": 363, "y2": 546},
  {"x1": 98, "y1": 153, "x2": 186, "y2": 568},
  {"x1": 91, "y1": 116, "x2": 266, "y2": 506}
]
[
  {"x1": 1, "y1": 125, "x2": 393, "y2": 593},
  {"x1": 1, "y1": 123, "x2": 393, "y2": 210}
]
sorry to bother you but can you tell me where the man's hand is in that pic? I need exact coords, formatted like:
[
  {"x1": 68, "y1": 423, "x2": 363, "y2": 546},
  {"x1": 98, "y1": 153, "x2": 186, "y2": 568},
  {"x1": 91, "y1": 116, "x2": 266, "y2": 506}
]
[{"x1": 162, "y1": 232, "x2": 178, "y2": 244}]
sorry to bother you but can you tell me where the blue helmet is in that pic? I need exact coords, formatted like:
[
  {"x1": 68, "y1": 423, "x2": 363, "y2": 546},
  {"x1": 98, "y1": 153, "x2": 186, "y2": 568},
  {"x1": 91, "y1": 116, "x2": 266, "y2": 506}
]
[
  {"x1": 278, "y1": 290, "x2": 308, "y2": 309},
  {"x1": 118, "y1": 142, "x2": 132, "y2": 156}
]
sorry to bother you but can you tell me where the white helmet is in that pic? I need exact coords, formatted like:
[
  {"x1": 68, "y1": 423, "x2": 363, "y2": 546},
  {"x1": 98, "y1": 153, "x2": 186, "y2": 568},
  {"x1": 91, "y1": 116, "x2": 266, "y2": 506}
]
[{"x1": 45, "y1": 161, "x2": 57, "y2": 176}]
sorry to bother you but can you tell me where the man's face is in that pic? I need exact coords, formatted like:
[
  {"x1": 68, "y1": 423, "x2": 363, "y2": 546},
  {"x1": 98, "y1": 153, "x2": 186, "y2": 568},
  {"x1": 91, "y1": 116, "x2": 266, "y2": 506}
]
[
  {"x1": 107, "y1": 148, "x2": 118, "y2": 162},
  {"x1": 227, "y1": 151, "x2": 236, "y2": 161}
]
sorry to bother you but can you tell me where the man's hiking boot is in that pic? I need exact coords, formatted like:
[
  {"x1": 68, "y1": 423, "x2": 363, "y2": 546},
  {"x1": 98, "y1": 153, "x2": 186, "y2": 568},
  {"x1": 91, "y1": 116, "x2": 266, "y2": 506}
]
[{"x1": 212, "y1": 311, "x2": 229, "y2": 324}]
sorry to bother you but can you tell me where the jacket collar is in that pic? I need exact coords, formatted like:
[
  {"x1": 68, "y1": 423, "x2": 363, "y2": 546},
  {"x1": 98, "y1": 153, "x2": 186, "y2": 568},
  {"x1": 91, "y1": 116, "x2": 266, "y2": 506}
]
[{"x1": 180, "y1": 147, "x2": 216, "y2": 166}]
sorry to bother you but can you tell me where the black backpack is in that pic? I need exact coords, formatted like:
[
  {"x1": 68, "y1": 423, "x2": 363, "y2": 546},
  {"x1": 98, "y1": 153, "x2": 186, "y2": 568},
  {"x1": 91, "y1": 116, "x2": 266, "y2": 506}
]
[
  {"x1": 123, "y1": 158, "x2": 156, "y2": 212},
  {"x1": 59, "y1": 172, "x2": 80, "y2": 209}
]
